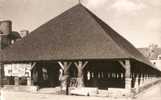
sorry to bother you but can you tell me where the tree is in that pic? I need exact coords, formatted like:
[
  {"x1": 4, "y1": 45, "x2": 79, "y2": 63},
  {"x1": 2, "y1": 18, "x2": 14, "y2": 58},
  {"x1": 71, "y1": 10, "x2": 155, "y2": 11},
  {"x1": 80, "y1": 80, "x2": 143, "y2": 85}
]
[{"x1": 148, "y1": 44, "x2": 158, "y2": 59}]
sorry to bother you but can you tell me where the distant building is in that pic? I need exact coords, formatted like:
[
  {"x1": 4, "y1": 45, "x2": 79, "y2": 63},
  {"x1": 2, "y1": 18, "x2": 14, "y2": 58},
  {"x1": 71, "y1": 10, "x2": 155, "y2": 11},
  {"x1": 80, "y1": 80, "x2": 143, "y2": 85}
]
[
  {"x1": 0, "y1": 20, "x2": 21, "y2": 47},
  {"x1": 138, "y1": 46, "x2": 161, "y2": 71},
  {"x1": 151, "y1": 55, "x2": 161, "y2": 71},
  {"x1": 0, "y1": 20, "x2": 28, "y2": 86}
]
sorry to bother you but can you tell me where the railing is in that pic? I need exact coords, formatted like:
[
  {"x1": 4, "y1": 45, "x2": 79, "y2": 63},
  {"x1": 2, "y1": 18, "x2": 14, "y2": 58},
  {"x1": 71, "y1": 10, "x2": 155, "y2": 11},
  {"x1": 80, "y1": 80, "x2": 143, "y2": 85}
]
[{"x1": 69, "y1": 77, "x2": 78, "y2": 87}]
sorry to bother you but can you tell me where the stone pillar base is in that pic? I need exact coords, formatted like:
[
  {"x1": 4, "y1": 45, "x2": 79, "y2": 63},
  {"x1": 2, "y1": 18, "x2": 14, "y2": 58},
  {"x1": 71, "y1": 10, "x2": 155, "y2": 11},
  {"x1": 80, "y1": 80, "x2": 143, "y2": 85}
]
[
  {"x1": 125, "y1": 78, "x2": 132, "y2": 89},
  {"x1": 60, "y1": 75, "x2": 68, "y2": 91},
  {"x1": 27, "y1": 77, "x2": 32, "y2": 86},
  {"x1": 77, "y1": 77, "x2": 84, "y2": 87},
  {"x1": 14, "y1": 77, "x2": 19, "y2": 86},
  {"x1": 124, "y1": 78, "x2": 132, "y2": 97},
  {"x1": 140, "y1": 78, "x2": 143, "y2": 86},
  {"x1": 135, "y1": 78, "x2": 139, "y2": 93}
]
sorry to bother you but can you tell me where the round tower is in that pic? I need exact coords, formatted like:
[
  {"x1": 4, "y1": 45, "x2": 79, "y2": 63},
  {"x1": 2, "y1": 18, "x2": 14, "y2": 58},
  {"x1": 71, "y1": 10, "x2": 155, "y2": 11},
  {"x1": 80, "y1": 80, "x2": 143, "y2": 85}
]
[
  {"x1": 0, "y1": 20, "x2": 12, "y2": 35},
  {"x1": 0, "y1": 20, "x2": 12, "y2": 49}
]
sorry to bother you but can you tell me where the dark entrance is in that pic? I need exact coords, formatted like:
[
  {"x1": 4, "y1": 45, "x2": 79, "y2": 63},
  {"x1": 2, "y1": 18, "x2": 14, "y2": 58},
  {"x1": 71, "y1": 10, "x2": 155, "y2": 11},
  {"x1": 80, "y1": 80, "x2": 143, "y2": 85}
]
[
  {"x1": 69, "y1": 64, "x2": 78, "y2": 87},
  {"x1": 32, "y1": 62, "x2": 60, "y2": 88},
  {"x1": 84, "y1": 60, "x2": 125, "y2": 89}
]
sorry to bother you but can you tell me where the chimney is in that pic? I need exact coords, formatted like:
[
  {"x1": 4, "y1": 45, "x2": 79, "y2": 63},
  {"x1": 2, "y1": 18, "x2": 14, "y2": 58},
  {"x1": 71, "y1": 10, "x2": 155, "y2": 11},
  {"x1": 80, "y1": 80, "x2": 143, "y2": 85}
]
[
  {"x1": 20, "y1": 30, "x2": 29, "y2": 38},
  {"x1": 0, "y1": 20, "x2": 12, "y2": 49}
]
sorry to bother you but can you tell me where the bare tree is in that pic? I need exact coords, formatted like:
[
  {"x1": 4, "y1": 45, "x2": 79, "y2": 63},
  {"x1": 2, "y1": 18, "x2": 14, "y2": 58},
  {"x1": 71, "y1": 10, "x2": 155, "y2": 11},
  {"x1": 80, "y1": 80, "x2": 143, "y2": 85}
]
[{"x1": 148, "y1": 44, "x2": 158, "y2": 59}]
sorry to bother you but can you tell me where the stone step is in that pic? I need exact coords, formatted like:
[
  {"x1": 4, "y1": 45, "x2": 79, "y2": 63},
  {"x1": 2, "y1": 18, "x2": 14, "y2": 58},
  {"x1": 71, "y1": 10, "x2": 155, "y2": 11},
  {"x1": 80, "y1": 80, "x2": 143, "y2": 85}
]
[{"x1": 38, "y1": 87, "x2": 61, "y2": 94}]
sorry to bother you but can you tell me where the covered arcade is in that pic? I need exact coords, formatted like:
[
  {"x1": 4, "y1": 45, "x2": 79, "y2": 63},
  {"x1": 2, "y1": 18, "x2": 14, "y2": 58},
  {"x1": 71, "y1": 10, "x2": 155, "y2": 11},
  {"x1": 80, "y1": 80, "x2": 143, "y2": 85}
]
[{"x1": 1, "y1": 4, "x2": 161, "y2": 96}]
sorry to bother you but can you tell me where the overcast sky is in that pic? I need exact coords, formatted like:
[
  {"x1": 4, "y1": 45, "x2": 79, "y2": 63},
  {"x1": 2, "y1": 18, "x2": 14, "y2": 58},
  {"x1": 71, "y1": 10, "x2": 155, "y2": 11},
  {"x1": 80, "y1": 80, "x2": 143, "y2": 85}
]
[{"x1": 0, "y1": 0, "x2": 161, "y2": 47}]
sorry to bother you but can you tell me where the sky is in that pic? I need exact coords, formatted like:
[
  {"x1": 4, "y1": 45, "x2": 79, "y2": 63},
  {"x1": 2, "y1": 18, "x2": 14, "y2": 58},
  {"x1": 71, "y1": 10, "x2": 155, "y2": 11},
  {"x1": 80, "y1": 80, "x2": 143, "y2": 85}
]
[{"x1": 0, "y1": 0, "x2": 161, "y2": 47}]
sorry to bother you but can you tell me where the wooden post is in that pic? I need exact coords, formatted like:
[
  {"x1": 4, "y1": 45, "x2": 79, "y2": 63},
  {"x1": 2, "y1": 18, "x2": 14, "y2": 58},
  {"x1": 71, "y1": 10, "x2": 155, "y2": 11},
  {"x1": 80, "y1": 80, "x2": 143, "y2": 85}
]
[
  {"x1": 74, "y1": 61, "x2": 88, "y2": 87},
  {"x1": 27, "y1": 77, "x2": 32, "y2": 86},
  {"x1": 0, "y1": 63, "x2": 4, "y2": 87},
  {"x1": 140, "y1": 74, "x2": 144, "y2": 86},
  {"x1": 125, "y1": 60, "x2": 131, "y2": 90},
  {"x1": 14, "y1": 77, "x2": 19, "y2": 86},
  {"x1": 119, "y1": 60, "x2": 132, "y2": 94},
  {"x1": 135, "y1": 74, "x2": 139, "y2": 93},
  {"x1": 138, "y1": 73, "x2": 141, "y2": 86},
  {"x1": 27, "y1": 63, "x2": 36, "y2": 86},
  {"x1": 27, "y1": 68, "x2": 32, "y2": 86},
  {"x1": 58, "y1": 61, "x2": 72, "y2": 95}
]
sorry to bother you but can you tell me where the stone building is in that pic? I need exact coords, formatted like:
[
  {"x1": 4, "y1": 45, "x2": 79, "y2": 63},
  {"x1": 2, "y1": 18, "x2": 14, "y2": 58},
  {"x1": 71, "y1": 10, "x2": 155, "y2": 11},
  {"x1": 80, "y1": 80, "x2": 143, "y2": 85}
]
[
  {"x1": 0, "y1": 20, "x2": 22, "y2": 86},
  {"x1": 139, "y1": 47, "x2": 161, "y2": 71}
]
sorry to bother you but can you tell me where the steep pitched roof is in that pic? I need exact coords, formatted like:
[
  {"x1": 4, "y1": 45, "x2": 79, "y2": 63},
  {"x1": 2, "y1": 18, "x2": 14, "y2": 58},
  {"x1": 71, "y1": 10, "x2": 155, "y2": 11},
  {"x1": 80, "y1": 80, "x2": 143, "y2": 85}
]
[{"x1": 0, "y1": 4, "x2": 152, "y2": 67}]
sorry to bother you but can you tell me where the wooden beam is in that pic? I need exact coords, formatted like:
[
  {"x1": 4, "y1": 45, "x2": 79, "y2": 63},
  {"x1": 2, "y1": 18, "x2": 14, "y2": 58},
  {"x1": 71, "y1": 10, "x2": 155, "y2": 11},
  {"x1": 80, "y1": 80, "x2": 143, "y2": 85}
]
[
  {"x1": 31, "y1": 62, "x2": 36, "y2": 70},
  {"x1": 82, "y1": 61, "x2": 88, "y2": 69},
  {"x1": 58, "y1": 61, "x2": 65, "y2": 70},
  {"x1": 125, "y1": 60, "x2": 131, "y2": 78},
  {"x1": 58, "y1": 61, "x2": 72, "y2": 77},
  {"x1": 119, "y1": 60, "x2": 131, "y2": 77},
  {"x1": 118, "y1": 60, "x2": 126, "y2": 69},
  {"x1": 74, "y1": 61, "x2": 88, "y2": 69},
  {"x1": 74, "y1": 61, "x2": 88, "y2": 87},
  {"x1": 58, "y1": 61, "x2": 72, "y2": 71}
]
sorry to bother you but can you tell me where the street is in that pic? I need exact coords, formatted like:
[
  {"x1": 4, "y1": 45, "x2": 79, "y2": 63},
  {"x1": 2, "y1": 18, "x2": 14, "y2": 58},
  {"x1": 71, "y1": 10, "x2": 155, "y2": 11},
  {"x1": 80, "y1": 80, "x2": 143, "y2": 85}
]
[
  {"x1": 1, "y1": 82, "x2": 161, "y2": 100},
  {"x1": 134, "y1": 82, "x2": 161, "y2": 100}
]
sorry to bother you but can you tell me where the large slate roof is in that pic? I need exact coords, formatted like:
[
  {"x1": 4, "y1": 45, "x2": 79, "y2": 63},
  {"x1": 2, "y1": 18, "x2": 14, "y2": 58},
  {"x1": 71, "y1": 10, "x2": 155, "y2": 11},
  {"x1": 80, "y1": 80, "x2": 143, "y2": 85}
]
[{"x1": 0, "y1": 4, "x2": 153, "y2": 67}]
